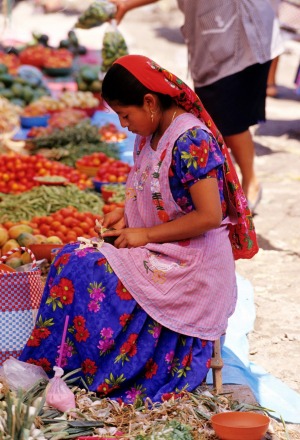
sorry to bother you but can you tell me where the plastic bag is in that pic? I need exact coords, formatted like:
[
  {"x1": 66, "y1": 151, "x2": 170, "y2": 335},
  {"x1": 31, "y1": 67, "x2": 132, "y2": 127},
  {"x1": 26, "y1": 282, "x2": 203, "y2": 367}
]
[
  {"x1": 46, "y1": 366, "x2": 76, "y2": 412},
  {"x1": 75, "y1": 0, "x2": 117, "y2": 29},
  {"x1": 101, "y1": 23, "x2": 128, "y2": 74},
  {"x1": 2, "y1": 357, "x2": 49, "y2": 391}
]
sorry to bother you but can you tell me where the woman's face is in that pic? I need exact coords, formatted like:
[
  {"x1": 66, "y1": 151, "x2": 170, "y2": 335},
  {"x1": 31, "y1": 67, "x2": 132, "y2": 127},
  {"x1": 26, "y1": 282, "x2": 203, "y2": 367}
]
[{"x1": 108, "y1": 100, "x2": 155, "y2": 138}]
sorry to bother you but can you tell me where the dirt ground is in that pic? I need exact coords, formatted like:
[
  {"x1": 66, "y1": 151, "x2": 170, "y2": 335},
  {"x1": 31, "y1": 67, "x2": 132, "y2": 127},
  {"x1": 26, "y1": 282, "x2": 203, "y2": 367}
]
[{"x1": 1, "y1": 0, "x2": 300, "y2": 434}]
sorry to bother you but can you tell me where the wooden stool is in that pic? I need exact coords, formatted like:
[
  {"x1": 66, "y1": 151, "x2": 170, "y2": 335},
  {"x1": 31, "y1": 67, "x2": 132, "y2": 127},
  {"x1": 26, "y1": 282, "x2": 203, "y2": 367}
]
[
  {"x1": 211, "y1": 338, "x2": 224, "y2": 394},
  {"x1": 209, "y1": 339, "x2": 259, "y2": 409}
]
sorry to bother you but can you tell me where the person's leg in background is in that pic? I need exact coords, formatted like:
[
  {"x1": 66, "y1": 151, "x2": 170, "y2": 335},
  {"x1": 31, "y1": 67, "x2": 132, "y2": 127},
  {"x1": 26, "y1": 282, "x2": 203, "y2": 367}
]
[
  {"x1": 267, "y1": 56, "x2": 280, "y2": 97},
  {"x1": 267, "y1": 0, "x2": 282, "y2": 97},
  {"x1": 224, "y1": 130, "x2": 261, "y2": 209},
  {"x1": 195, "y1": 61, "x2": 271, "y2": 211}
]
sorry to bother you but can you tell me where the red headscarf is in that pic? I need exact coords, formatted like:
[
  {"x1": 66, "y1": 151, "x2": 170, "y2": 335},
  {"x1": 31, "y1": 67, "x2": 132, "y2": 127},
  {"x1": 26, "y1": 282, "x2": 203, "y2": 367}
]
[{"x1": 115, "y1": 55, "x2": 258, "y2": 260}]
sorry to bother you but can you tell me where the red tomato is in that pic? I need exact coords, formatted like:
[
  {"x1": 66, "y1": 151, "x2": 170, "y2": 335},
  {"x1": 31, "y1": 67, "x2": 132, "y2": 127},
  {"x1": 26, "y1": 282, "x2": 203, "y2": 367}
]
[
  {"x1": 50, "y1": 221, "x2": 61, "y2": 231},
  {"x1": 79, "y1": 222, "x2": 91, "y2": 233},
  {"x1": 73, "y1": 226, "x2": 84, "y2": 236},
  {"x1": 60, "y1": 207, "x2": 76, "y2": 217},
  {"x1": 63, "y1": 217, "x2": 77, "y2": 228},
  {"x1": 66, "y1": 231, "x2": 77, "y2": 242},
  {"x1": 88, "y1": 227, "x2": 96, "y2": 237},
  {"x1": 46, "y1": 229, "x2": 56, "y2": 237}
]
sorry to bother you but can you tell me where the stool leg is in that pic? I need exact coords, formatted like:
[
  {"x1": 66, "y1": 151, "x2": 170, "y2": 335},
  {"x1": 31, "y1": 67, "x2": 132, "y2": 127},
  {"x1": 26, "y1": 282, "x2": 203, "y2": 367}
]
[{"x1": 211, "y1": 338, "x2": 223, "y2": 394}]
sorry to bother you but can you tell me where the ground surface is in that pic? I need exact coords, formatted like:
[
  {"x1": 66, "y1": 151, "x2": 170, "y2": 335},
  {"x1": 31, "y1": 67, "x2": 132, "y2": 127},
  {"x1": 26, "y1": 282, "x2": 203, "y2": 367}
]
[{"x1": 1, "y1": 0, "x2": 300, "y2": 435}]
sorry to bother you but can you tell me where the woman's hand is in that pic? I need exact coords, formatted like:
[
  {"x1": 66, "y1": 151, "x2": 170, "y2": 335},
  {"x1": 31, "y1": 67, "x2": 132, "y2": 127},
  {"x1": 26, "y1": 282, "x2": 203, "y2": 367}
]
[
  {"x1": 110, "y1": 0, "x2": 158, "y2": 24},
  {"x1": 109, "y1": 0, "x2": 129, "y2": 23},
  {"x1": 95, "y1": 207, "x2": 125, "y2": 235},
  {"x1": 102, "y1": 227, "x2": 149, "y2": 248}
]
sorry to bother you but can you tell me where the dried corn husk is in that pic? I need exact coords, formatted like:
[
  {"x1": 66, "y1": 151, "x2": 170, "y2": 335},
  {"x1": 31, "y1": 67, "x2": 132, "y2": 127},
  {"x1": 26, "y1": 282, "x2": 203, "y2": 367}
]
[{"x1": 0, "y1": 377, "x2": 299, "y2": 439}]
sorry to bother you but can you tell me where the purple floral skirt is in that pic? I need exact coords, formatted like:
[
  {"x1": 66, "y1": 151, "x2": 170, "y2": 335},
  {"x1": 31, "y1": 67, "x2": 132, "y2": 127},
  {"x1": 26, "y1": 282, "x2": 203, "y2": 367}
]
[{"x1": 20, "y1": 243, "x2": 213, "y2": 403}]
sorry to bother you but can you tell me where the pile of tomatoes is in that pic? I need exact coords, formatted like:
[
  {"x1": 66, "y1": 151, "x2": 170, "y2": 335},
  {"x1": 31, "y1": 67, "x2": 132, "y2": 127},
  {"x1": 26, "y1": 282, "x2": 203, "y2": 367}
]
[
  {"x1": 0, "y1": 153, "x2": 92, "y2": 194},
  {"x1": 0, "y1": 51, "x2": 20, "y2": 74},
  {"x1": 48, "y1": 108, "x2": 88, "y2": 129},
  {"x1": 98, "y1": 123, "x2": 127, "y2": 143},
  {"x1": 30, "y1": 206, "x2": 101, "y2": 243},
  {"x1": 76, "y1": 152, "x2": 131, "y2": 184},
  {"x1": 100, "y1": 183, "x2": 126, "y2": 214},
  {"x1": 44, "y1": 48, "x2": 73, "y2": 69},
  {"x1": 19, "y1": 45, "x2": 73, "y2": 69},
  {"x1": 95, "y1": 158, "x2": 131, "y2": 183},
  {"x1": 1, "y1": 207, "x2": 102, "y2": 245}
]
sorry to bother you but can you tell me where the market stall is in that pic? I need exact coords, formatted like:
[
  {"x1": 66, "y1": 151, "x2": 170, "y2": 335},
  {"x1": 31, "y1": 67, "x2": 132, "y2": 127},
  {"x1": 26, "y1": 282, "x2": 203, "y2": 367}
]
[{"x1": 0, "y1": 5, "x2": 135, "y2": 270}]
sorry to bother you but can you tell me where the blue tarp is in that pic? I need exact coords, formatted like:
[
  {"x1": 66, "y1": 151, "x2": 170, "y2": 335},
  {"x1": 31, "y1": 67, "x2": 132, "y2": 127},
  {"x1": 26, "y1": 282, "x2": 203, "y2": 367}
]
[
  {"x1": 91, "y1": 110, "x2": 135, "y2": 165},
  {"x1": 206, "y1": 273, "x2": 300, "y2": 423}
]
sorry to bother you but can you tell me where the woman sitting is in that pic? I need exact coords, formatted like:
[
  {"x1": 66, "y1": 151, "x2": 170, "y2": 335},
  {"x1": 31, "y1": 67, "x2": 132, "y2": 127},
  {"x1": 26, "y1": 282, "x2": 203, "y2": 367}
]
[{"x1": 19, "y1": 54, "x2": 258, "y2": 404}]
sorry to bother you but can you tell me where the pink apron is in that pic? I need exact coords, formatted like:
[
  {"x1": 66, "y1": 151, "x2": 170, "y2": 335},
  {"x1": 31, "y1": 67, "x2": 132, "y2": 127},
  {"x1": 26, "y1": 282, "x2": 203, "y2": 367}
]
[{"x1": 100, "y1": 113, "x2": 237, "y2": 340}]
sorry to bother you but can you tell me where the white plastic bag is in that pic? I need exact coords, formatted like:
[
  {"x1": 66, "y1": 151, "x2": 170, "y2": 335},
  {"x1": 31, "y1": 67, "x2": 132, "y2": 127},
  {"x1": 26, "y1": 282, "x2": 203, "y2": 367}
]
[{"x1": 2, "y1": 357, "x2": 49, "y2": 391}]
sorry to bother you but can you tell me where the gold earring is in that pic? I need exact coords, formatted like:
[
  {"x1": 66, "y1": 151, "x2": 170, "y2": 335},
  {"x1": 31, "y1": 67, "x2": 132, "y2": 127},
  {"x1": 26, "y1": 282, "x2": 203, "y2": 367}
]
[{"x1": 150, "y1": 111, "x2": 154, "y2": 123}]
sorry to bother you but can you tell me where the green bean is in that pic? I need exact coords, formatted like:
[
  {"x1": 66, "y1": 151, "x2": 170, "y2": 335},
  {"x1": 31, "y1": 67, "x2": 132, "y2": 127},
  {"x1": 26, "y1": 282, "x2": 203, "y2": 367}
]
[{"x1": 0, "y1": 184, "x2": 104, "y2": 223}]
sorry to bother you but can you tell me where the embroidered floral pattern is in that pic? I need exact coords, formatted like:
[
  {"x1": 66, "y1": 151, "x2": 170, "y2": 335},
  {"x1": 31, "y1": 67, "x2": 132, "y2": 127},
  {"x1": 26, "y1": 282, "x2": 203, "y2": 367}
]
[
  {"x1": 150, "y1": 149, "x2": 170, "y2": 222},
  {"x1": 143, "y1": 259, "x2": 167, "y2": 284},
  {"x1": 134, "y1": 164, "x2": 151, "y2": 191}
]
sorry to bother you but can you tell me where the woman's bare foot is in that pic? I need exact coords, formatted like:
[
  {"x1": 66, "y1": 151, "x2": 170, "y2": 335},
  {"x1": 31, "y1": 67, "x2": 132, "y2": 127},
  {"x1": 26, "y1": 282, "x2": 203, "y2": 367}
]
[
  {"x1": 267, "y1": 84, "x2": 278, "y2": 98},
  {"x1": 246, "y1": 184, "x2": 263, "y2": 213}
]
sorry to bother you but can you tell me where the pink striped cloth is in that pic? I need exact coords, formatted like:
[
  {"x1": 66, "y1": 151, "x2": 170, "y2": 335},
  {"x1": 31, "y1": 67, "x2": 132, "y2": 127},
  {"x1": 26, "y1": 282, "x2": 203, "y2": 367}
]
[{"x1": 101, "y1": 114, "x2": 237, "y2": 340}]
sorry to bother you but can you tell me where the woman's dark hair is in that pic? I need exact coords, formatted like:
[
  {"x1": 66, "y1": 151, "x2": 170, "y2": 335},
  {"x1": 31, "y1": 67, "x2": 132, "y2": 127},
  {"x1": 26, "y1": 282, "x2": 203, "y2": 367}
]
[{"x1": 101, "y1": 63, "x2": 173, "y2": 109}]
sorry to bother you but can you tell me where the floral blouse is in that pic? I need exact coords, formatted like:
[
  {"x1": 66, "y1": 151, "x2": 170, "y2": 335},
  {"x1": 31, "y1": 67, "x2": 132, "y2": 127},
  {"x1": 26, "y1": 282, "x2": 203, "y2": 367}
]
[{"x1": 169, "y1": 127, "x2": 227, "y2": 218}]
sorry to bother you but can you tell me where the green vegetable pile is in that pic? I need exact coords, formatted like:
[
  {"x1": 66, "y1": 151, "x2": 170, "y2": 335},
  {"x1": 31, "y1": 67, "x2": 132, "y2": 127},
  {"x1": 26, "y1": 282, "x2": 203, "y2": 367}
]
[
  {"x1": 0, "y1": 184, "x2": 103, "y2": 222},
  {"x1": 0, "y1": 64, "x2": 50, "y2": 107},
  {"x1": 58, "y1": 30, "x2": 87, "y2": 56},
  {"x1": 26, "y1": 120, "x2": 121, "y2": 166},
  {"x1": 76, "y1": 65, "x2": 102, "y2": 93}
]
